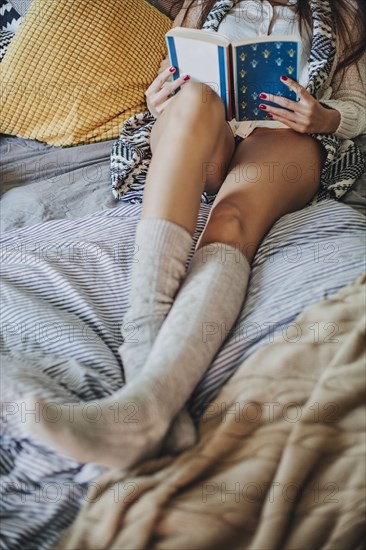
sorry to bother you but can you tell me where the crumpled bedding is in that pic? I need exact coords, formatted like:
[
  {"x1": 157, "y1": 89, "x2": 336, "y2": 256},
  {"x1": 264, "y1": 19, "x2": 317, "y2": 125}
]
[
  {"x1": 0, "y1": 134, "x2": 118, "y2": 233},
  {"x1": 55, "y1": 273, "x2": 366, "y2": 550},
  {"x1": 1, "y1": 133, "x2": 366, "y2": 235},
  {"x1": 1, "y1": 4, "x2": 365, "y2": 546},
  {"x1": 1, "y1": 199, "x2": 365, "y2": 549}
]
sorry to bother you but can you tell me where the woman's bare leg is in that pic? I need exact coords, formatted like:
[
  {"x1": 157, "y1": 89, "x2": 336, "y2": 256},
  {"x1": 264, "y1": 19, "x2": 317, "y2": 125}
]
[
  {"x1": 197, "y1": 127, "x2": 326, "y2": 262},
  {"x1": 24, "y1": 117, "x2": 325, "y2": 471},
  {"x1": 121, "y1": 82, "x2": 236, "y2": 453},
  {"x1": 24, "y1": 85, "x2": 241, "y2": 468},
  {"x1": 143, "y1": 81, "x2": 235, "y2": 234}
]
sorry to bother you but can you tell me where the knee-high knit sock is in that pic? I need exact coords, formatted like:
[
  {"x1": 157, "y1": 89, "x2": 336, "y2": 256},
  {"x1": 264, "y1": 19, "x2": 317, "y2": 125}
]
[
  {"x1": 26, "y1": 243, "x2": 250, "y2": 470},
  {"x1": 119, "y1": 218, "x2": 192, "y2": 380},
  {"x1": 119, "y1": 218, "x2": 196, "y2": 453}
]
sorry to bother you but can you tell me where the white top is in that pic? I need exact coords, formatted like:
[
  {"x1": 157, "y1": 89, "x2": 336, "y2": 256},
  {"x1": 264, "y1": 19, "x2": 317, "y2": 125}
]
[
  {"x1": 217, "y1": 0, "x2": 313, "y2": 135},
  {"x1": 173, "y1": 0, "x2": 366, "y2": 139}
]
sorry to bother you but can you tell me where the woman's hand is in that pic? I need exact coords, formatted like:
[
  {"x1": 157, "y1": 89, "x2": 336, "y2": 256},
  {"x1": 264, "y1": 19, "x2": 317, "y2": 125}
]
[
  {"x1": 145, "y1": 65, "x2": 190, "y2": 119},
  {"x1": 258, "y1": 76, "x2": 341, "y2": 134}
]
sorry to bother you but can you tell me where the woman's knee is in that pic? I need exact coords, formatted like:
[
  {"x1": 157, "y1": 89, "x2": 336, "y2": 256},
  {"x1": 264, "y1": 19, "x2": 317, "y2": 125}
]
[
  {"x1": 199, "y1": 197, "x2": 277, "y2": 262},
  {"x1": 168, "y1": 82, "x2": 225, "y2": 124},
  {"x1": 200, "y1": 202, "x2": 245, "y2": 249},
  {"x1": 151, "y1": 83, "x2": 227, "y2": 154}
]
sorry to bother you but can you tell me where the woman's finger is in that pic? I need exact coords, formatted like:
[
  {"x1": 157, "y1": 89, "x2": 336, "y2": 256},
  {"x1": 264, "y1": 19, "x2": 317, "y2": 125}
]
[
  {"x1": 153, "y1": 73, "x2": 190, "y2": 105},
  {"x1": 146, "y1": 65, "x2": 177, "y2": 96},
  {"x1": 279, "y1": 75, "x2": 312, "y2": 103},
  {"x1": 154, "y1": 96, "x2": 174, "y2": 116},
  {"x1": 259, "y1": 102, "x2": 299, "y2": 121},
  {"x1": 158, "y1": 57, "x2": 170, "y2": 75},
  {"x1": 258, "y1": 92, "x2": 306, "y2": 114}
]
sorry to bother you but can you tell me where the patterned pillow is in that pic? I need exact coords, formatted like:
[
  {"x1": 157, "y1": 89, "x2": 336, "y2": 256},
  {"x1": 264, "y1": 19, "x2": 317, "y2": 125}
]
[
  {"x1": 8, "y1": 0, "x2": 182, "y2": 19},
  {"x1": 0, "y1": 1, "x2": 179, "y2": 64},
  {"x1": 0, "y1": 29, "x2": 13, "y2": 61},
  {"x1": 0, "y1": 1, "x2": 23, "y2": 62},
  {"x1": 0, "y1": 0, "x2": 22, "y2": 32},
  {"x1": 8, "y1": 0, "x2": 32, "y2": 17},
  {"x1": 0, "y1": 0, "x2": 172, "y2": 146}
]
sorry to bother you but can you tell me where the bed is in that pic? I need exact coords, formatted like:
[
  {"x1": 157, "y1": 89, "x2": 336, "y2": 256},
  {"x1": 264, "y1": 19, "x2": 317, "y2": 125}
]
[{"x1": 1, "y1": 1, "x2": 365, "y2": 549}]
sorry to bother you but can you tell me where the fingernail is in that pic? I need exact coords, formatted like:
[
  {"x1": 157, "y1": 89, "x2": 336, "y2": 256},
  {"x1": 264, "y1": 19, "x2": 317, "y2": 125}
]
[
  {"x1": 259, "y1": 93, "x2": 267, "y2": 99},
  {"x1": 268, "y1": 113, "x2": 274, "y2": 118},
  {"x1": 259, "y1": 104, "x2": 267, "y2": 110},
  {"x1": 183, "y1": 74, "x2": 190, "y2": 81},
  {"x1": 280, "y1": 75, "x2": 288, "y2": 81},
  {"x1": 169, "y1": 66, "x2": 176, "y2": 73}
]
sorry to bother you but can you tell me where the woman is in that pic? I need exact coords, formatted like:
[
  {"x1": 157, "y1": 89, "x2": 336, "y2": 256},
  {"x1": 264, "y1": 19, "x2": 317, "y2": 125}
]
[{"x1": 27, "y1": 0, "x2": 366, "y2": 469}]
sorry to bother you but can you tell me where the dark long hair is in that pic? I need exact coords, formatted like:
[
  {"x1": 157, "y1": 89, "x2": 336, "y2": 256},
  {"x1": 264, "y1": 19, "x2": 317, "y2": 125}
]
[{"x1": 169, "y1": 0, "x2": 366, "y2": 79}]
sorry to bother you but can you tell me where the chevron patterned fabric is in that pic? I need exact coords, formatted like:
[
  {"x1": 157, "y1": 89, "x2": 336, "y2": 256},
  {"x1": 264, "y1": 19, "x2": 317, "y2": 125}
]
[
  {"x1": 111, "y1": 0, "x2": 365, "y2": 202},
  {"x1": 0, "y1": 0, "x2": 21, "y2": 32}
]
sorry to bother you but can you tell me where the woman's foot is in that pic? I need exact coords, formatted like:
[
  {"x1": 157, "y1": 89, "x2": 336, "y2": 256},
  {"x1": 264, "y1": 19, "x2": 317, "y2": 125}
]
[{"x1": 23, "y1": 381, "x2": 171, "y2": 469}]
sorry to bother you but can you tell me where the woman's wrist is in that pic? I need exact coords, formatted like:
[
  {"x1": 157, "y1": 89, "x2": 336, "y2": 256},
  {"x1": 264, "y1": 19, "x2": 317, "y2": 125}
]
[{"x1": 320, "y1": 104, "x2": 341, "y2": 134}]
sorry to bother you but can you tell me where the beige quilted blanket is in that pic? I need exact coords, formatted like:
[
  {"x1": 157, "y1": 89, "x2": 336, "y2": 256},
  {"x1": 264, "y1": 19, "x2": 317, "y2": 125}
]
[{"x1": 56, "y1": 274, "x2": 366, "y2": 550}]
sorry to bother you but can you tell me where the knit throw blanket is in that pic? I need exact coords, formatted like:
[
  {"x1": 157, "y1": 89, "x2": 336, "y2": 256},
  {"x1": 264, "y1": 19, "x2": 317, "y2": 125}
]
[{"x1": 111, "y1": 0, "x2": 365, "y2": 204}]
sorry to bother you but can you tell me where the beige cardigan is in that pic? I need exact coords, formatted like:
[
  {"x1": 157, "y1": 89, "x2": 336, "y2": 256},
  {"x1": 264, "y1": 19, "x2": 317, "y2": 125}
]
[{"x1": 161, "y1": 0, "x2": 366, "y2": 140}]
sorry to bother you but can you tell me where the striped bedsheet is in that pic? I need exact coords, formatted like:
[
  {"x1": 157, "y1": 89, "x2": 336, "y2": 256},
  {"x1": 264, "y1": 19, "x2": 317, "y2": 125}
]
[{"x1": 1, "y1": 199, "x2": 365, "y2": 549}]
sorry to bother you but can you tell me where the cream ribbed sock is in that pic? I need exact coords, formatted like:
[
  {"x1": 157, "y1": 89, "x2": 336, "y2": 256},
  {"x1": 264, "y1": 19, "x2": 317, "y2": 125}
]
[
  {"x1": 119, "y1": 218, "x2": 192, "y2": 378},
  {"x1": 119, "y1": 218, "x2": 197, "y2": 453},
  {"x1": 26, "y1": 243, "x2": 250, "y2": 469}
]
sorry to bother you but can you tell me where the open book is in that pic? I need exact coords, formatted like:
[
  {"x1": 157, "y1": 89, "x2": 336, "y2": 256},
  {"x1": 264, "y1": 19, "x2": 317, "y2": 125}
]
[{"x1": 165, "y1": 27, "x2": 300, "y2": 121}]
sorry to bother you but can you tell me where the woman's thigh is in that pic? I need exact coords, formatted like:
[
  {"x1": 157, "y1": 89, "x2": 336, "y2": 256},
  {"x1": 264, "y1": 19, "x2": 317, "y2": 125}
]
[
  {"x1": 199, "y1": 128, "x2": 326, "y2": 261},
  {"x1": 150, "y1": 102, "x2": 236, "y2": 194}
]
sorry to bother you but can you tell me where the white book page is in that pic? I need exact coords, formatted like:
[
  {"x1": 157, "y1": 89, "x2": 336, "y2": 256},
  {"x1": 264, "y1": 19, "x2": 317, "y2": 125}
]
[{"x1": 169, "y1": 36, "x2": 224, "y2": 97}]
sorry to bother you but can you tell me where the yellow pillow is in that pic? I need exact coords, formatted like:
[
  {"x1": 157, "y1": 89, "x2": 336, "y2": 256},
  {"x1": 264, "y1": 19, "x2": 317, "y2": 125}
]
[{"x1": 0, "y1": 0, "x2": 172, "y2": 146}]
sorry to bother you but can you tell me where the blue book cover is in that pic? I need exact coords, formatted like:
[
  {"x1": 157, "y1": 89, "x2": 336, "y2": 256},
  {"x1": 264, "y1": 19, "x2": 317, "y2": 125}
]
[
  {"x1": 165, "y1": 28, "x2": 300, "y2": 122},
  {"x1": 232, "y1": 37, "x2": 300, "y2": 121}
]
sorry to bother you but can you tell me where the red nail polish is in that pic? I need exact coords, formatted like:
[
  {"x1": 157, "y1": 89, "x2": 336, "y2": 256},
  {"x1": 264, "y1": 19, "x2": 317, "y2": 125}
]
[
  {"x1": 268, "y1": 113, "x2": 274, "y2": 118},
  {"x1": 259, "y1": 93, "x2": 267, "y2": 99},
  {"x1": 183, "y1": 75, "x2": 190, "y2": 81},
  {"x1": 281, "y1": 75, "x2": 288, "y2": 81},
  {"x1": 259, "y1": 104, "x2": 267, "y2": 110},
  {"x1": 169, "y1": 66, "x2": 176, "y2": 73}
]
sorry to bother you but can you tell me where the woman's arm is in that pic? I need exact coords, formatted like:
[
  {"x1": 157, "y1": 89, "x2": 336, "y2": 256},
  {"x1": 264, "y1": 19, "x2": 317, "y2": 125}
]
[
  {"x1": 254, "y1": 0, "x2": 366, "y2": 139},
  {"x1": 319, "y1": 0, "x2": 366, "y2": 140},
  {"x1": 319, "y1": 53, "x2": 366, "y2": 139}
]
